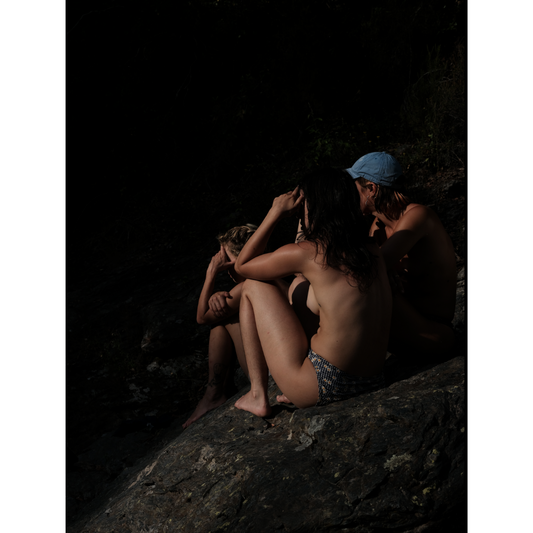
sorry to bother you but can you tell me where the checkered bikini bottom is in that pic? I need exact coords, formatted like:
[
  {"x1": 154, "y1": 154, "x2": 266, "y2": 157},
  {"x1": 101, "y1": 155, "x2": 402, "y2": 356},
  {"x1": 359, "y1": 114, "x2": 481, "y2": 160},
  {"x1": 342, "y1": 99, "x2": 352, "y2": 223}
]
[{"x1": 307, "y1": 348, "x2": 385, "y2": 406}]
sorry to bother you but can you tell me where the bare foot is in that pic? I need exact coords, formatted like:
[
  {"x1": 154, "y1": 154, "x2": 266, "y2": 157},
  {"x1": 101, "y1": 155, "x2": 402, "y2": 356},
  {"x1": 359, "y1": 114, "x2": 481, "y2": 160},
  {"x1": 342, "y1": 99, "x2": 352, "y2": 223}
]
[
  {"x1": 234, "y1": 390, "x2": 272, "y2": 418},
  {"x1": 182, "y1": 394, "x2": 228, "y2": 429},
  {"x1": 276, "y1": 393, "x2": 293, "y2": 404}
]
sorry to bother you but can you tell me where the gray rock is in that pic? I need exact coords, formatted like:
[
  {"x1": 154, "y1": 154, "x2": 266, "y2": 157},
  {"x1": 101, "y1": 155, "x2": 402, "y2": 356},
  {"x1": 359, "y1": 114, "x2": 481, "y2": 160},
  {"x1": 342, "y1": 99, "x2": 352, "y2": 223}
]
[
  {"x1": 452, "y1": 271, "x2": 465, "y2": 334},
  {"x1": 72, "y1": 356, "x2": 465, "y2": 533}
]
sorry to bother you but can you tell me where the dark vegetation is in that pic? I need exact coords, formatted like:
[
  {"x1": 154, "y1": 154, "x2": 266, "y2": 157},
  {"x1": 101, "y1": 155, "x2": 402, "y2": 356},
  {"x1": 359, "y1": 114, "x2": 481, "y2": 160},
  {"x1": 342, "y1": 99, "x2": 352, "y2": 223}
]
[
  {"x1": 67, "y1": 0, "x2": 465, "y2": 524},
  {"x1": 67, "y1": 0, "x2": 465, "y2": 282}
]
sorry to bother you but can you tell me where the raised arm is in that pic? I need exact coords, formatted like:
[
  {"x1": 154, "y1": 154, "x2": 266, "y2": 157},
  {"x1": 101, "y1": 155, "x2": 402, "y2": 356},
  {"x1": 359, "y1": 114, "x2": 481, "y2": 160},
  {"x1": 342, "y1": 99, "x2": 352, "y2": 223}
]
[
  {"x1": 235, "y1": 188, "x2": 304, "y2": 279},
  {"x1": 379, "y1": 205, "x2": 432, "y2": 269}
]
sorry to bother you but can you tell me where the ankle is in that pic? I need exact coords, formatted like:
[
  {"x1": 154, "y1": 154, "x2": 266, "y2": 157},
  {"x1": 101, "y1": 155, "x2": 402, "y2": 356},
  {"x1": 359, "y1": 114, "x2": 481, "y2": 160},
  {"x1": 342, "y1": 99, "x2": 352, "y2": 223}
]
[
  {"x1": 249, "y1": 388, "x2": 267, "y2": 401},
  {"x1": 203, "y1": 386, "x2": 225, "y2": 402}
]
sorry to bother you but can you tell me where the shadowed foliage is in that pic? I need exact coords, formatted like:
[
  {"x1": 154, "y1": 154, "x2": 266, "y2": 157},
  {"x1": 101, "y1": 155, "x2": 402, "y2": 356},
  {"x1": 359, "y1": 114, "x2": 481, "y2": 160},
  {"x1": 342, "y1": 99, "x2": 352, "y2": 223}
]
[{"x1": 67, "y1": 0, "x2": 465, "y2": 283}]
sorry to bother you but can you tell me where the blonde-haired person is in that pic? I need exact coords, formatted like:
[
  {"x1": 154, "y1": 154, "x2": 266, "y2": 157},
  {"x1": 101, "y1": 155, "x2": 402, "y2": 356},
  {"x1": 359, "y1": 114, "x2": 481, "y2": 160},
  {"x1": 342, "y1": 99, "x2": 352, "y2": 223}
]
[
  {"x1": 346, "y1": 152, "x2": 456, "y2": 356},
  {"x1": 182, "y1": 224, "x2": 257, "y2": 428}
]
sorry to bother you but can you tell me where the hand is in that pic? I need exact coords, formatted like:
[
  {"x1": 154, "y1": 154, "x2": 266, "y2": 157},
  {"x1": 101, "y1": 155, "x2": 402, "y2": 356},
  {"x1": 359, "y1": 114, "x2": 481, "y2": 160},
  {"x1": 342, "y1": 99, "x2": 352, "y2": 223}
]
[
  {"x1": 271, "y1": 187, "x2": 304, "y2": 219},
  {"x1": 208, "y1": 246, "x2": 234, "y2": 276},
  {"x1": 208, "y1": 291, "x2": 233, "y2": 318}
]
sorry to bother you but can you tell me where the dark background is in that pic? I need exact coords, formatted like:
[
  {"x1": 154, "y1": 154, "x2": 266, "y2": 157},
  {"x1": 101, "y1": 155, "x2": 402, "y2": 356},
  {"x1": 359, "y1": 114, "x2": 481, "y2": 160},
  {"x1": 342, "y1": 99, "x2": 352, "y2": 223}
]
[
  {"x1": 67, "y1": 0, "x2": 466, "y2": 285},
  {"x1": 66, "y1": 2, "x2": 466, "y2": 522}
]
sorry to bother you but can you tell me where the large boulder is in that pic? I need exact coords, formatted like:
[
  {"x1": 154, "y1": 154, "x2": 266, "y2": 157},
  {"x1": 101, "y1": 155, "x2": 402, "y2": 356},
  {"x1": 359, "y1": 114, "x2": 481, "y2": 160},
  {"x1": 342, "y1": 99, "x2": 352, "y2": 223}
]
[{"x1": 73, "y1": 356, "x2": 465, "y2": 533}]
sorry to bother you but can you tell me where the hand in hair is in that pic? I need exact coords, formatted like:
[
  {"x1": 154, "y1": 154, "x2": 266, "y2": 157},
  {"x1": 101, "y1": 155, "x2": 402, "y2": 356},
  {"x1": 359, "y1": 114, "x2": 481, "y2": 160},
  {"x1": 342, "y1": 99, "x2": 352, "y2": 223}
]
[
  {"x1": 208, "y1": 291, "x2": 233, "y2": 319},
  {"x1": 207, "y1": 246, "x2": 235, "y2": 276},
  {"x1": 271, "y1": 187, "x2": 304, "y2": 219}
]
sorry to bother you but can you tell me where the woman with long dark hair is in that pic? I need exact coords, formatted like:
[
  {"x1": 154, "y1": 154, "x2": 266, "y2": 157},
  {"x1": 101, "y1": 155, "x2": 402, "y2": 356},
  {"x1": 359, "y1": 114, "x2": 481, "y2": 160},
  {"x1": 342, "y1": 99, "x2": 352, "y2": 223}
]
[{"x1": 233, "y1": 168, "x2": 392, "y2": 416}]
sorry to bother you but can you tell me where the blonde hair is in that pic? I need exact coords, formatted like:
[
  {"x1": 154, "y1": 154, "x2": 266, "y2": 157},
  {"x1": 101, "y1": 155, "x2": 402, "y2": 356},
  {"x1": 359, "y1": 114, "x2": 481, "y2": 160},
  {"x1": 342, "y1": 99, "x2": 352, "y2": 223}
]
[{"x1": 216, "y1": 224, "x2": 257, "y2": 257}]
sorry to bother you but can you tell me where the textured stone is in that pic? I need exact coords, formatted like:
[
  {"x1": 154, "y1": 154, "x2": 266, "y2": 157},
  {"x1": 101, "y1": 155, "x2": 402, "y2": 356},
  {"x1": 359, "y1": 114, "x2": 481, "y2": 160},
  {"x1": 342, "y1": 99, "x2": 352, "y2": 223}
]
[{"x1": 71, "y1": 357, "x2": 465, "y2": 533}]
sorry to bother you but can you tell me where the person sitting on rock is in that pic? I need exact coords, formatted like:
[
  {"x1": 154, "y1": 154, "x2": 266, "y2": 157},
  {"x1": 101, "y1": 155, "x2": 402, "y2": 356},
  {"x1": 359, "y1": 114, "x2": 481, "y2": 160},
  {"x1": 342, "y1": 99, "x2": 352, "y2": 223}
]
[
  {"x1": 346, "y1": 151, "x2": 457, "y2": 356},
  {"x1": 182, "y1": 224, "x2": 257, "y2": 429},
  {"x1": 233, "y1": 168, "x2": 392, "y2": 416}
]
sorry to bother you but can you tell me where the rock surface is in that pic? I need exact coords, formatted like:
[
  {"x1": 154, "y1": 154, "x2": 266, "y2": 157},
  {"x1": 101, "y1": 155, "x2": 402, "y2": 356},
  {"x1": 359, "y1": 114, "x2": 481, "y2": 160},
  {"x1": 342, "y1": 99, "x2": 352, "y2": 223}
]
[
  {"x1": 66, "y1": 166, "x2": 466, "y2": 530},
  {"x1": 70, "y1": 356, "x2": 465, "y2": 533}
]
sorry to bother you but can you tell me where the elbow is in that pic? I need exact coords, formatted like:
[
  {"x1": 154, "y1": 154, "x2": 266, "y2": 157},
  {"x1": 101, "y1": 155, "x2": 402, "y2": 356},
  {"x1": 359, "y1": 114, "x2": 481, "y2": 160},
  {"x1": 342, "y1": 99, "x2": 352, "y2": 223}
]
[
  {"x1": 197, "y1": 314, "x2": 217, "y2": 326},
  {"x1": 234, "y1": 262, "x2": 244, "y2": 277}
]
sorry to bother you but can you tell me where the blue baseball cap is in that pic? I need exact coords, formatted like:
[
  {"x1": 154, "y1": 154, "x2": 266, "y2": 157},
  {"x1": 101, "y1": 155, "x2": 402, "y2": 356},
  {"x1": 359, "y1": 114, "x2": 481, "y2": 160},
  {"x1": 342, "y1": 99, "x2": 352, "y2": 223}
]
[{"x1": 345, "y1": 152, "x2": 403, "y2": 189}]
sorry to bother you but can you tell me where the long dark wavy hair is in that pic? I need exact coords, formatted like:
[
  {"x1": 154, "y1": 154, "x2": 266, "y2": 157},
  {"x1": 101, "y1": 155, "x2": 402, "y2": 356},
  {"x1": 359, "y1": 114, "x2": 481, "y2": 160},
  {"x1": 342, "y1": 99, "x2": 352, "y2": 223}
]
[{"x1": 298, "y1": 167, "x2": 378, "y2": 291}]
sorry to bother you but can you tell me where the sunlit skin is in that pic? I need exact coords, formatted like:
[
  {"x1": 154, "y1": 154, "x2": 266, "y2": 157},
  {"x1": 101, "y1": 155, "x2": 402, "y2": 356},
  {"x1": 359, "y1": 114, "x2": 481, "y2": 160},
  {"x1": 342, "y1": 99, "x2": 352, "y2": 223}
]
[
  {"x1": 354, "y1": 180, "x2": 456, "y2": 355},
  {"x1": 233, "y1": 188, "x2": 392, "y2": 417}
]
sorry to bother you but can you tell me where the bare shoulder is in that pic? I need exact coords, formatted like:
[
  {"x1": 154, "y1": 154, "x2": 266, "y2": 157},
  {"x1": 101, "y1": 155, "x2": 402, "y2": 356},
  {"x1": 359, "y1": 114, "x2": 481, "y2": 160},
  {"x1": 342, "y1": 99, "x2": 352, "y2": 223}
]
[
  {"x1": 403, "y1": 203, "x2": 432, "y2": 218},
  {"x1": 275, "y1": 239, "x2": 316, "y2": 261},
  {"x1": 273, "y1": 241, "x2": 315, "y2": 258},
  {"x1": 396, "y1": 203, "x2": 437, "y2": 231},
  {"x1": 295, "y1": 240, "x2": 317, "y2": 253}
]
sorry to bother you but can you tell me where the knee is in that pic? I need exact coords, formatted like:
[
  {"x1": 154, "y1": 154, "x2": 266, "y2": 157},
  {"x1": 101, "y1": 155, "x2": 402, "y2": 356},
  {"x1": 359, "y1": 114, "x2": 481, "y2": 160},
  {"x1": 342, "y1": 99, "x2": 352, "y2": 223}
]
[
  {"x1": 209, "y1": 324, "x2": 231, "y2": 342},
  {"x1": 241, "y1": 278, "x2": 256, "y2": 298},
  {"x1": 241, "y1": 278, "x2": 270, "y2": 298},
  {"x1": 209, "y1": 325, "x2": 235, "y2": 352}
]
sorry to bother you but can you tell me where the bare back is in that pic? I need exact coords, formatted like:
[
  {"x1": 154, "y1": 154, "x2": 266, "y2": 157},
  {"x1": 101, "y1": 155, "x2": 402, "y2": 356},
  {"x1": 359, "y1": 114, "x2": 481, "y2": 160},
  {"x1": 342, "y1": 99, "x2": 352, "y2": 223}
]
[{"x1": 301, "y1": 241, "x2": 392, "y2": 377}]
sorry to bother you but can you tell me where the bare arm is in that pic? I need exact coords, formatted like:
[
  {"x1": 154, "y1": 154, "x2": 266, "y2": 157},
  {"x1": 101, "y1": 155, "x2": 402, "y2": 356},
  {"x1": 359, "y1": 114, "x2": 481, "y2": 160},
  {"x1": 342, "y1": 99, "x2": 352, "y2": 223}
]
[
  {"x1": 197, "y1": 284, "x2": 243, "y2": 325},
  {"x1": 379, "y1": 206, "x2": 432, "y2": 269},
  {"x1": 369, "y1": 216, "x2": 387, "y2": 245},
  {"x1": 196, "y1": 246, "x2": 239, "y2": 325},
  {"x1": 235, "y1": 188, "x2": 304, "y2": 279},
  {"x1": 236, "y1": 243, "x2": 310, "y2": 281}
]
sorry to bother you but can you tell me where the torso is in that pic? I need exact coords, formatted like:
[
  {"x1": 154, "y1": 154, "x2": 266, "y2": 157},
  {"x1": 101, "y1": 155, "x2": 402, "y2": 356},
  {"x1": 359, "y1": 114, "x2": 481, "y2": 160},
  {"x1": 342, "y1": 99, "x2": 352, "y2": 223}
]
[
  {"x1": 372, "y1": 204, "x2": 456, "y2": 321},
  {"x1": 299, "y1": 241, "x2": 392, "y2": 377}
]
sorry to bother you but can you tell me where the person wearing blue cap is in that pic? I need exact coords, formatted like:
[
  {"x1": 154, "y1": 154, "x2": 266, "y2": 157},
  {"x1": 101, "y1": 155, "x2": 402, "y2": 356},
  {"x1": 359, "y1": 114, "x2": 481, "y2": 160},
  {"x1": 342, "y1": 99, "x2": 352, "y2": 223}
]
[{"x1": 346, "y1": 152, "x2": 456, "y2": 356}]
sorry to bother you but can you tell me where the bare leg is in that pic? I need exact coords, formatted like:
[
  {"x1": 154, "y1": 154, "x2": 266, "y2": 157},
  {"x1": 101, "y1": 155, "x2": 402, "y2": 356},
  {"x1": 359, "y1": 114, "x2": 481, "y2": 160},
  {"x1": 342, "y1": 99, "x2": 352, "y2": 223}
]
[
  {"x1": 183, "y1": 324, "x2": 236, "y2": 428},
  {"x1": 234, "y1": 287, "x2": 271, "y2": 417},
  {"x1": 388, "y1": 294, "x2": 455, "y2": 357},
  {"x1": 235, "y1": 280, "x2": 318, "y2": 417},
  {"x1": 273, "y1": 275, "x2": 318, "y2": 404},
  {"x1": 224, "y1": 320, "x2": 249, "y2": 379}
]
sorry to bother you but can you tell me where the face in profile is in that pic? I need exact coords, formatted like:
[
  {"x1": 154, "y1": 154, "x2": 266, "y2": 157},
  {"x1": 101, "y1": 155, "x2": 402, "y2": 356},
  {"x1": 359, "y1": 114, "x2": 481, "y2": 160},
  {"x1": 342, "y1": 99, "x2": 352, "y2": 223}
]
[{"x1": 354, "y1": 179, "x2": 374, "y2": 215}]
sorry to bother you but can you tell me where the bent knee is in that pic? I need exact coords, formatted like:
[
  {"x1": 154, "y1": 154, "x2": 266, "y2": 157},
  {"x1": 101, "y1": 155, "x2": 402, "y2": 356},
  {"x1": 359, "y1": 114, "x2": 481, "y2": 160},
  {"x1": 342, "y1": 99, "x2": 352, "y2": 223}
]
[
  {"x1": 242, "y1": 278, "x2": 277, "y2": 297},
  {"x1": 241, "y1": 278, "x2": 261, "y2": 298}
]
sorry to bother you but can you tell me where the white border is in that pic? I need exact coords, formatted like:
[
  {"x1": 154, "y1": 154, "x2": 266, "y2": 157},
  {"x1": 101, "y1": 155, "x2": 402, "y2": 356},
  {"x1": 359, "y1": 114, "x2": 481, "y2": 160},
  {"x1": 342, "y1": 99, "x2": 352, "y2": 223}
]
[{"x1": 1, "y1": 2, "x2": 65, "y2": 528}]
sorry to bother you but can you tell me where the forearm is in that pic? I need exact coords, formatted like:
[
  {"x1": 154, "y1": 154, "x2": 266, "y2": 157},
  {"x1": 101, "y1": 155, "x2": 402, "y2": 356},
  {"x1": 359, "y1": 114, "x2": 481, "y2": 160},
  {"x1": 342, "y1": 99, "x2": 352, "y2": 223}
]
[
  {"x1": 235, "y1": 209, "x2": 280, "y2": 273},
  {"x1": 196, "y1": 269, "x2": 217, "y2": 324}
]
